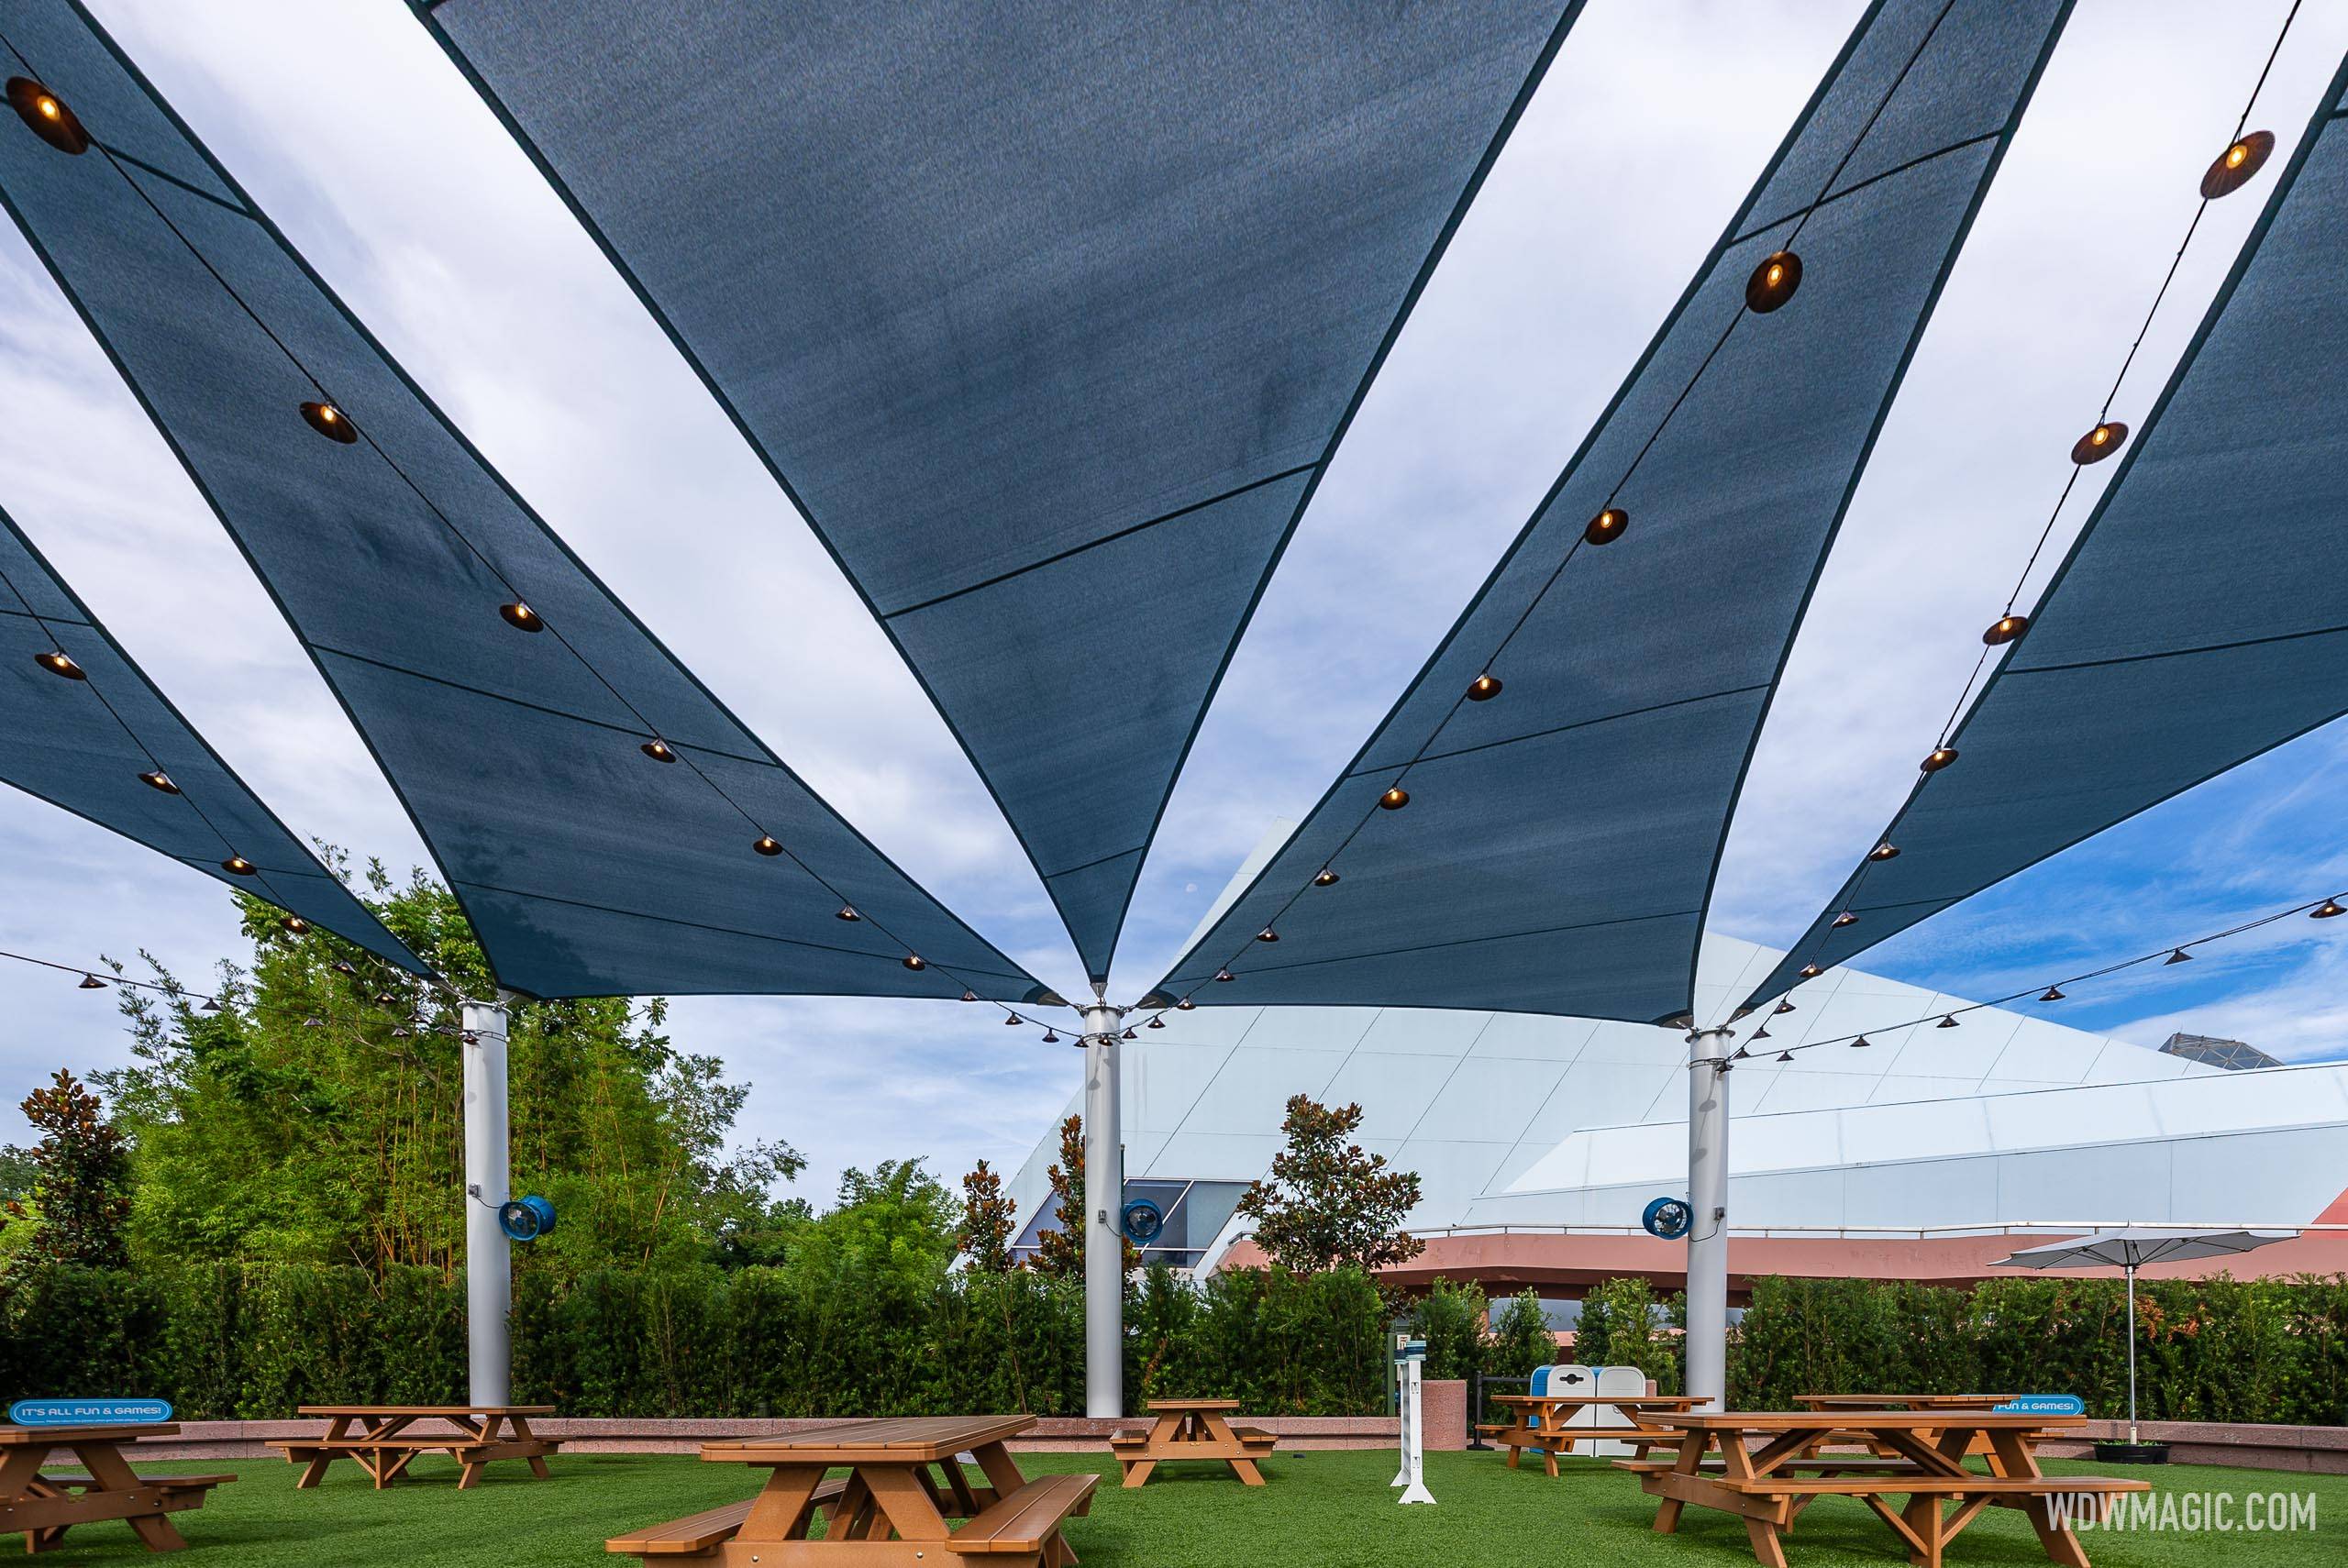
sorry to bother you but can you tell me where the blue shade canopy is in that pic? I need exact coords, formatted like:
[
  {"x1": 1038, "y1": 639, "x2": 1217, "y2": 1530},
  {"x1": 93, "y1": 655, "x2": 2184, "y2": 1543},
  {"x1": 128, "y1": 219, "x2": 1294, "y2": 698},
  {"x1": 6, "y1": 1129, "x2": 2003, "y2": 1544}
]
[
  {"x1": 0, "y1": 502, "x2": 429, "y2": 976},
  {"x1": 1152, "y1": 0, "x2": 2076, "y2": 1023},
  {"x1": 414, "y1": 0, "x2": 1589, "y2": 983},
  {"x1": 1744, "y1": 50, "x2": 2348, "y2": 1012},
  {"x1": 0, "y1": 0, "x2": 1046, "y2": 1006}
]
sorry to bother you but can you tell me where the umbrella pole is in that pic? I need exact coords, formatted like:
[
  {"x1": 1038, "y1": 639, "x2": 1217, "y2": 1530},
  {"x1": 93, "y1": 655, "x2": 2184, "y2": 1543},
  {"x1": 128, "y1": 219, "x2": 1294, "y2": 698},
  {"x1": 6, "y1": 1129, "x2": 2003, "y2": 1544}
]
[{"x1": 2124, "y1": 1261, "x2": 2138, "y2": 1446}]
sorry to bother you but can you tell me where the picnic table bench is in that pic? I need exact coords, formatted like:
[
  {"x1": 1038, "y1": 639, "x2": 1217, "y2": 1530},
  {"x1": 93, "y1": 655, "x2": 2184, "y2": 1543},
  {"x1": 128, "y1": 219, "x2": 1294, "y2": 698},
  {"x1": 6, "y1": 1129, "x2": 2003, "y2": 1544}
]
[
  {"x1": 1484, "y1": 1393, "x2": 1699, "y2": 1475},
  {"x1": 266, "y1": 1405, "x2": 558, "y2": 1489},
  {"x1": 610, "y1": 1416, "x2": 1092, "y2": 1568},
  {"x1": 1109, "y1": 1397, "x2": 1276, "y2": 1487},
  {"x1": 1626, "y1": 1410, "x2": 2147, "y2": 1568},
  {"x1": 0, "y1": 1423, "x2": 233, "y2": 1553}
]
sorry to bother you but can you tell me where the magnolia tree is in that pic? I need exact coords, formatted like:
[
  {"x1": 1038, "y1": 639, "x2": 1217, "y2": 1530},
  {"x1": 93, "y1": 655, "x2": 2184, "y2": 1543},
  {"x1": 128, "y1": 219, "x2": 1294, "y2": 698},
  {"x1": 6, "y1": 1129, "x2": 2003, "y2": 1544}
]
[
  {"x1": 958, "y1": 1158, "x2": 1017, "y2": 1273},
  {"x1": 1237, "y1": 1095, "x2": 1423, "y2": 1275}
]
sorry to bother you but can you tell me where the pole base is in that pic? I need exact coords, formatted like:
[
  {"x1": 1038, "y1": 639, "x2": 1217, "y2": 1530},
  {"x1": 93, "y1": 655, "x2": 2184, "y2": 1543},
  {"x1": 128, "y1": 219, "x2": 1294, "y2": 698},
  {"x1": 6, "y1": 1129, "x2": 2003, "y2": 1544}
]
[
  {"x1": 2092, "y1": 1441, "x2": 2170, "y2": 1464},
  {"x1": 1398, "y1": 1481, "x2": 1435, "y2": 1506}
]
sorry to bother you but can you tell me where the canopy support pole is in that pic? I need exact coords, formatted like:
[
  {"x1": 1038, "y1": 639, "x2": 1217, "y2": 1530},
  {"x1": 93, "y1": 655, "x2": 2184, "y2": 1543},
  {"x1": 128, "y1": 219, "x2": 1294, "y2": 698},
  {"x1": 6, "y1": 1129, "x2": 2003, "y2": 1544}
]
[
  {"x1": 1082, "y1": 1003, "x2": 1127, "y2": 1418},
  {"x1": 1685, "y1": 1026, "x2": 1733, "y2": 1411},
  {"x1": 2124, "y1": 1261, "x2": 2139, "y2": 1445},
  {"x1": 462, "y1": 993, "x2": 514, "y2": 1406}
]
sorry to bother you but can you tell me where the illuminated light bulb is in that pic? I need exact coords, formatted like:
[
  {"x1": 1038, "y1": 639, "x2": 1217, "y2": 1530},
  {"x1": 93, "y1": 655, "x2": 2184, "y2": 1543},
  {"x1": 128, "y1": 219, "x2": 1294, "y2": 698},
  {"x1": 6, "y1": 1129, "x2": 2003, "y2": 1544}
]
[
  {"x1": 1982, "y1": 613, "x2": 2031, "y2": 646},
  {"x1": 1379, "y1": 786, "x2": 1411, "y2": 811},
  {"x1": 1256, "y1": 927, "x2": 1279, "y2": 944},
  {"x1": 1176, "y1": 997, "x2": 1196, "y2": 1011},
  {"x1": 78, "y1": 973, "x2": 105, "y2": 990},
  {"x1": 138, "y1": 768, "x2": 180, "y2": 794},
  {"x1": 1799, "y1": 963, "x2": 1822, "y2": 978},
  {"x1": 1467, "y1": 673, "x2": 1503, "y2": 701},
  {"x1": 332, "y1": 960, "x2": 357, "y2": 976},
  {"x1": 1122, "y1": 1028, "x2": 1136, "y2": 1041},
  {"x1": 281, "y1": 915, "x2": 310, "y2": 934},
  {"x1": 1583, "y1": 507, "x2": 1629, "y2": 547},
  {"x1": 1774, "y1": 1000, "x2": 1795, "y2": 1014},
  {"x1": 221, "y1": 856, "x2": 257, "y2": 876},
  {"x1": 2200, "y1": 129, "x2": 2275, "y2": 199},
  {"x1": 1147, "y1": 1016, "x2": 1166, "y2": 1029},
  {"x1": 2311, "y1": 900, "x2": 2344, "y2": 920},
  {"x1": 900, "y1": 954, "x2": 925, "y2": 971},
  {"x1": 752, "y1": 835, "x2": 782, "y2": 856},
  {"x1": 1744, "y1": 248, "x2": 1803, "y2": 313},
  {"x1": 1937, "y1": 1014, "x2": 1959, "y2": 1029},
  {"x1": 1313, "y1": 867, "x2": 1339, "y2": 887},
  {"x1": 1921, "y1": 746, "x2": 1959, "y2": 774},
  {"x1": 836, "y1": 906, "x2": 860, "y2": 922},
  {"x1": 640, "y1": 738, "x2": 677, "y2": 764},
  {"x1": 2038, "y1": 985, "x2": 2066, "y2": 1002},
  {"x1": 375, "y1": 993, "x2": 396, "y2": 1005},
  {"x1": 499, "y1": 601, "x2": 544, "y2": 633},
  {"x1": 35, "y1": 650, "x2": 86, "y2": 679},
  {"x1": 2070, "y1": 421, "x2": 2129, "y2": 465},
  {"x1": 299, "y1": 401, "x2": 359, "y2": 444},
  {"x1": 2164, "y1": 947, "x2": 2192, "y2": 966},
  {"x1": 1214, "y1": 969, "x2": 1235, "y2": 982},
  {"x1": 1869, "y1": 843, "x2": 1899, "y2": 862},
  {"x1": 1004, "y1": 1013, "x2": 1023, "y2": 1026},
  {"x1": 1832, "y1": 911, "x2": 1857, "y2": 929},
  {"x1": 6, "y1": 78, "x2": 90, "y2": 155}
]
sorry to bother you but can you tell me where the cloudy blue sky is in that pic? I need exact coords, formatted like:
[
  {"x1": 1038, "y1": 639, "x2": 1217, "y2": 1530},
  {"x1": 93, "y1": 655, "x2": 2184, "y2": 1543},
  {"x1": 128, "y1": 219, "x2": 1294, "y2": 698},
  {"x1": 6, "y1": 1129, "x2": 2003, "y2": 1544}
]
[{"x1": 5, "y1": 0, "x2": 2347, "y2": 1200}]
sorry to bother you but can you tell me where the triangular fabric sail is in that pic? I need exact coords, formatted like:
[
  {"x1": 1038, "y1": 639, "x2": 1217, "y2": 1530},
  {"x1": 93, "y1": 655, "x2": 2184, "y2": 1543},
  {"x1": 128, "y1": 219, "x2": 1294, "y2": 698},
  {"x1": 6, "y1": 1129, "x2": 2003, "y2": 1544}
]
[
  {"x1": 1154, "y1": 0, "x2": 2077, "y2": 1022},
  {"x1": 0, "y1": 502, "x2": 431, "y2": 976},
  {"x1": 1744, "y1": 49, "x2": 2348, "y2": 1012},
  {"x1": 0, "y1": 0, "x2": 1046, "y2": 1005},
  {"x1": 415, "y1": 0, "x2": 1589, "y2": 983}
]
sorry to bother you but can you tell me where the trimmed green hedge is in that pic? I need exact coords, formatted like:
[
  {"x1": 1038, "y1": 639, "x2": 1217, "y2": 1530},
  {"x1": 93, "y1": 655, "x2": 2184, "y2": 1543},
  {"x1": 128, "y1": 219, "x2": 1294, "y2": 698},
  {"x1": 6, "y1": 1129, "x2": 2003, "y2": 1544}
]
[{"x1": 6, "y1": 1265, "x2": 2345, "y2": 1424}]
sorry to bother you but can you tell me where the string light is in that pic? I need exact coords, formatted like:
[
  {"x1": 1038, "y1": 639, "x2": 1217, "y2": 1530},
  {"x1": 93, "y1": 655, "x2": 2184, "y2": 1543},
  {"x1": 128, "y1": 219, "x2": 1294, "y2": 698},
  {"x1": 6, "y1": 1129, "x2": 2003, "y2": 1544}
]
[
  {"x1": 1041, "y1": 1028, "x2": 1059, "y2": 1043},
  {"x1": 1849, "y1": 1033, "x2": 1871, "y2": 1048},
  {"x1": 1774, "y1": 1000, "x2": 1795, "y2": 1014},
  {"x1": 1937, "y1": 1014, "x2": 1958, "y2": 1029},
  {"x1": 1583, "y1": 508, "x2": 1629, "y2": 547},
  {"x1": 1176, "y1": 998, "x2": 1195, "y2": 1010},
  {"x1": 78, "y1": 973, "x2": 105, "y2": 989},
  {"x1": 1147, "y1": 1016, "x2": 1165, "y2": 1029},
  {"x1": 497, "y1": 602, "x2": 543, "y2": 633},
  {"x1": 836, "y1": 906, "x2": 860, "y2": 922},
  {"x1": 137, "y1": 768, "x2": 179, "y2": 794},
  {"x1": 1120, "y1": 1028, "x2": 1135, "y2": 1041},
  {"x1": 35, "y1": 650, "x2": 85, "y2": 679},
  {"x1": 1313, "y1": 868, "x2": 1339, "y2": 887},
  {"x1": 280, "y1": 916, "x2": 310, "y2": 934},
  {"x1": 1981, "y1": 613, "x2": 2030, "y2": 646},
  {"x1": 1255, "y1": 927, "x2": 1279, "y2": 944},
  {"x1": 1798, "y1": 963, "x2": 1821, "y2": 978},
  {"x1": 1868, "y1": 843, "x2": 1899, "y2": 862},
  {"x1": 1379, "y1": 787, "x2": 1410, "y2": 811},
  {"x1": 1832, "y1": 911, "x2": 1857, "y2": 929},
  {"x1": 1744, "y1": 249, "x2": 1802, "y2": 314},
  {"x1": 6, "y1": 77, "x2": 89, "y2": 155},
  {"x1": 1214, "y1": 968, "x2": 1235, "y2": 982},
  {"x1": 2313, "y1": 900, "x2": 2344, "y2": 920},
  {"x1": 1920, "y1": 746, "x2": 1958, "y2": 774},
  {"x1": 2070, "y1": 421, "x2": 2128, "y2": 465},
  {"x1": 1004, "y1": 1013, "x2": 1023, "y2": 1027},
  {"x1": 752, "y1": 835, "x2": 782, "y2": 856},
  {"x1": 2037, "y1": 985, "x2": 2066, "y2": 1001},
  {"x1": 1777, "y1": 1050, "x2": 1794, "y2": 1063},
  {"x1": 220, "y1": 856, "x2": 257, "y2": 877},
  {"x1": 2200, "y1": 129, "x2": 2276, "y2": 198},
  {"x1": 899, "y1": 954, "x2": 925, "y2": 971},
  {"x1": 298, "y1": 401, "x2": 358, "y2": 444},
  {"x1": 640, "y1": 738, "x2": 677, "y2": 764},
  {"x1": 1467, "y1": 674, "x2": 1502, "y2": 701},
  {"x1": 960, "y1": 990, "x2": 978, "y2": 1002},
  {"x1": 2165, "y1": 947, "x2": 2193, "y2": 966}
]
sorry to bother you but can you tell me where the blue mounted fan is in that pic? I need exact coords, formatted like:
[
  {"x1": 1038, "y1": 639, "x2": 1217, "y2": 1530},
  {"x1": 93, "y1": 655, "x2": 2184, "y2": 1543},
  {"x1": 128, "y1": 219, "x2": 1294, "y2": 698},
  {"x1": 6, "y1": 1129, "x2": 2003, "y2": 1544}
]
[
  {"x1": 1641, "y1": 1196, "x2": 1692, "y2": 1241},
  {"x1": 1120, "y1": 1197, "x2": 1165, "y2": 1243},
  {"x1": 499, "y1": 1194, "x2": 558, "y2": 1242}
]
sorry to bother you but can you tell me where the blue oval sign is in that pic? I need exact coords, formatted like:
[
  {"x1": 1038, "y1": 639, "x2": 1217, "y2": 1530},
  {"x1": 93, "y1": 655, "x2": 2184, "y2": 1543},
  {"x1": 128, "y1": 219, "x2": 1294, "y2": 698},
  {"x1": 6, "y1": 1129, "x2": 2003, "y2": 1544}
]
[
  {"x1": 9, "y1": 1398, "x2": 172, "y2": 1426},
  {"x1": 1995, "y1": 1394, "x2": 2084, "y2": 1417}
]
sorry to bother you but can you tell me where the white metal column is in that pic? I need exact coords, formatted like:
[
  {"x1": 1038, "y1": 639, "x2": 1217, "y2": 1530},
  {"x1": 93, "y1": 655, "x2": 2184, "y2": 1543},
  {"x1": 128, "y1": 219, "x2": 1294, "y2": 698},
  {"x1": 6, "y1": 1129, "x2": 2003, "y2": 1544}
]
[
  {"x1": 1684, "y1": 1025, "x2": 1733, "y2": 1411},
  {"x1": 462, "y1": 994, "x2": 514, "y2": 1407},
  {"x1": 1081, "y1": 1002, "x2": 1125, "y2": 1418}
]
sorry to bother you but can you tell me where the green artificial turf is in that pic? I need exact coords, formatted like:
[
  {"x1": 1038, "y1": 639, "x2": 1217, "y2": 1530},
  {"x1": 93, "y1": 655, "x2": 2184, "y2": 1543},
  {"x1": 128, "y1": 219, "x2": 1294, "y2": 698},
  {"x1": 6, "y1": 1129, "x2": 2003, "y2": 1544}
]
[{"x1": 39, "y1": 1448, "x2": 2346, "y2": 1566}]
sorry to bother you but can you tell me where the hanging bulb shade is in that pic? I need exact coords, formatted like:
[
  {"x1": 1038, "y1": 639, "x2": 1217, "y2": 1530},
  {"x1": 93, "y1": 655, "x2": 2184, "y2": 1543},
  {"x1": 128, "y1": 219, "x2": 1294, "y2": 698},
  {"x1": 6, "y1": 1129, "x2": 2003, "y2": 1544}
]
[
  {"x1": 1313, "y1": 867, "x2": 1340, "y2": 887},
  {"x1": 1868, "y1": 842, "x2": 1899, "y2": 862},
  {"x1": 1583, "y1": 507, "x2": 1629, "y2": 547},
  {"x1": 1921, "y1": 745, "x2": 1959, "y2": 773},
  {"x1": 202, "y1": 997, "x2": 222, "y2": 1012},
  {"x1": 1121, "y1": 1028, "x2": 1136, "y2": 1041},
  {"x1": 900, "y1": 954, "x2": 925, "y2": 971},
  {"x1": 137, "y1": 768, "x2": 180, "y2": 794},
  {"x1": 1832, "y1": 911, "x2": 1857, "y2": 929},
  {"x1": 78, "y1": 972, "x2": 105, "y2": 990},
  {"x1": 298, "y1": 401, "x2": 359, "y2": 444},
  {"x1": 2201, "y1": 129, "x2": 2275, "y2": 199},
  {"x1": 1777, "y1": 1050, "x2": 1795, "y2": 1063},
  {"x1": 1799, "y1": 963, "x2": 1822, "y2": 978},
  {"x1": 2164, "y1": 947, "x2": 2193, "y2": 966},
  {"x1": 1041, "y1": 1029, "x2": 1060, "y2": 1043},
  {"x1": 1937, "y1": 1014, "x2": 1959, "y2": 1029},
  {"x1": 1774, "y1": 1000, "x2": 1796, "y2": 1014},
  {"x1": 1466, "y1": 673, "x2": 1503, "y2": 701},
  {"x1": 305, "y1": 1017, "x2": 326, "y2": 1030},
  {"x1": 836, "y1": 905, "x2": 860, "y2": 922},
  {"x1": 499, "y1": 601, "x2": 544, "y2": 632},
  {"x1": 2039, "y1": 984, "x2": 2066, "y2": 1001},
  {"x1": 280, "y1": 915, "x2": 310, "y2": 934},
  {"x1": 1752, "y1": 1026, "x2": 1771, "y2": 1041},
  {"x1": 1176, "y1": 997, "x2": 1196, "y2": 1010},
  {"x1": 35, "y1": 650, "x2": 86, "y2": 680},
  {"x1": 221, "y1": 856, "x2": 257, "y2": 876},
  {"x1": 375, "y1": 992, "x2": 397, "y2": 1005},
  {"x1": 332, "y1": 959, "x2": 357, "y2": 976},
  {"x1": 1982, "y1": 613, "x2": 2031, "y2": 646},
  {"x1": 1745, "y1": 249, "x2": 1802, "y2": 313},
  {"x1": 752, "y1": 835, "x2": 782, "y2": 856},
  {"x1": 1005, "y1": 1013, "x2": 1023, "y2": 1027},
  {"x1": 1379, "y1": 786, "x2": 1410, "y2": 811},
  {"x1": 6, "y1": 78, "x2": 90, "y2": 155},
  {"x1": 960, "y1": 990, "x2": 978, "y2": 1002},
  {"x1": 1255, "y1": 927, "x2": 1279, "y2": 944},
  {"x1": 1214, "y1": 968, "x2": 1235, "y2": 982},
  {"x1": 640, "y1": 738, "x2": 677, "y2": 763},
  {"x1": 1850, "y1": 1034, "x2": 1871, "y2": 1048},
  {"x1": 2310, "y1": 899, "x2": 2344, "y2": 920},
  {"x1": 2070, "y1": 421, "x2": 2128, "y2": 465},
  {"x1": 391, "y1": 1025, "x2": 410, "y2": 1038},
  {"x1": 1147, "y1": 1016, "x2": 1166, "y2": 1029}
]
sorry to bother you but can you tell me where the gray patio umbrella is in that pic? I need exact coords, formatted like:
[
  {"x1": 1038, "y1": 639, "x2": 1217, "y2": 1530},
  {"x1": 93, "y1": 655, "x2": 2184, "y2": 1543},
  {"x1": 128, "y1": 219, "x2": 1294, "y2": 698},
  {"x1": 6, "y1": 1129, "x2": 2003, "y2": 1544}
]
[{"x1": 1992, "y1": 1230, "x2": 2296, "y2": 1445}]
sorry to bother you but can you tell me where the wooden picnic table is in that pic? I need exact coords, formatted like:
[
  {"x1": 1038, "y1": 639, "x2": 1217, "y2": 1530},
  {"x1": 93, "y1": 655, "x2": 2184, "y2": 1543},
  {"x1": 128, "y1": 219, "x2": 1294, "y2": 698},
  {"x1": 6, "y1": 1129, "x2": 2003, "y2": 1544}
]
[
  {"x1": 1109, "y1": 1397, "x2": 1277, "y2": 1487},
  {"x1": 1628, "y1": 1411, "x2": 2147, "y2": 1568},
  {"x1": 610, "y1": 1416, "x2": 1094, "y2": 1567},
  {"x1": 1485, "y1": 1394, "x2": 1700, "y2": 1476},
  {"x1": 0, "y1": 1423, "x2": 233, "y2": 1553},
  {"x1": 1794, "y1": 1395, "x2": 2021, "y2": 1457},
  {"x1": 267, "y1": 1405, "x2": 559, "y2": 1489}
]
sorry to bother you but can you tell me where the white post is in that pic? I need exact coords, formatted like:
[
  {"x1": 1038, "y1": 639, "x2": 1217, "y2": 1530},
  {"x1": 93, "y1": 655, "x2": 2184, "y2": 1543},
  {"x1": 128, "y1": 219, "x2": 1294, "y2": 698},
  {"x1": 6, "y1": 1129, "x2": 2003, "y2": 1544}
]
[
  {"x1": 1394, "y1": 1337, "x2": 1434, "y2": 1504},
  {"x1": 2124, "y1": 1262, "x2": 2139, "y2": 1446},
  {"x1": 1684, "y1": 1026, "x2": 1733, "y2": 1411},
  {"x1": 462, "y1": 993, "x2": 513, "y2": 1407},
  {"x1": 1081, "y1": 1002, "x2": 1125, "y2": 1419}
]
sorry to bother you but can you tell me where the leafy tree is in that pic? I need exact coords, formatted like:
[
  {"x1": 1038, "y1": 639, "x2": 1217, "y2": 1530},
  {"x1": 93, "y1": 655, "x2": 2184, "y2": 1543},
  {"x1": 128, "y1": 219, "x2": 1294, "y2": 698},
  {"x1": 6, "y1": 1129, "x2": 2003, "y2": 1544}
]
[
  {"x1": 1235, "y1": 1095, "x2": 1423, "y2": 1275},
  {"x1": 6, "y1": 1070, "x2": 133, "y2": 1267},
  {"x1": 1029, "y1": 1114, "x2": 1136, "y2": 1281},
  {"x1": 1490, "y1": 1287, "x2": 1558, "y2": 1375},
  {"x1": 958, "y1": 1158, "x2": 1016, "y2": 1273}
]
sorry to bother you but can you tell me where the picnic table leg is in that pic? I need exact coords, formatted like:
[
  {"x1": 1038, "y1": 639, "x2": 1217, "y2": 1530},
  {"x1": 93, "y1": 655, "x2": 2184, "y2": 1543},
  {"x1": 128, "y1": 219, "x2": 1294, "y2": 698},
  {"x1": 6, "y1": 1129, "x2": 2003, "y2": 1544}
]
[
  {"x1": 1505, "y1": 1438, "x2": 1523, "y2": 1470},
  {"x1": 1120, "y1": 1459, "x2": 1156, "y2": 1489},
  {"x1": 1654, "y1": 1431, "x2": 1709, "y2": 1534},
  {"x1": 1743, "y1": 1518, "x2": 1789, "y2": 1568},
  {"x1": 739, "y1": 1464, "x2": 828, "y2": 1541},
  {"x1": 940, "y1": 1459, "x2": 982, "y2": 1516},
  {"x1": 969, "y1": 1441, "x2": 1028, "y2": 1501},
  {"x1": 69, "y1": 1441, "x2": 187, "y2": 1553}
]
